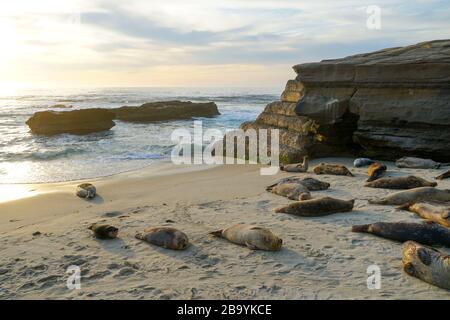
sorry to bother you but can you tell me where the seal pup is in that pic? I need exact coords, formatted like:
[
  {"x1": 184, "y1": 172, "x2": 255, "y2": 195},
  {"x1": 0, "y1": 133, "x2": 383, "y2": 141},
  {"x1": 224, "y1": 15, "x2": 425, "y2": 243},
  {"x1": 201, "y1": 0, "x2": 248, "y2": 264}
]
[
  {"x1": 270, "y1": 182, "x2": 311, "y2": 201},
  {"x1": 89, "y1": 224, "x2": 118, "y2": 239},
  {"x1": 354, "y1": 158, "x2": 375, "y2": 168},
  {"x1": 280, "y1": 156, "x2": 309, "y2": 173},
  {"x1": 209, "y1": 224, "x2": 282, "y2": 251},
  {"x1": 266, "y1": 176, "x2": 330, "y2": 192},
  {"x1": 351, "y1": 221, "x2": 450, "y2": 246},
  {"x1": 275, "y1": 197, "x2": 354, "y2": 217},
  {"x1": 395, "y1": 157, "x2": 445, "y2": 169},
  {"x1": 76, "y1": 183, "x2": 96, "y2": 199},
  {"x1": 436, "y1": 169, "x2": 450, "y2": 180},
  {"x1": 368, "y1": 187, "x2": 450, "y2": 206},
  {"x1": 364, "y1": 176, "x2": 437, "y2": 190},
  {"x1": 313, "y1": 163, "x2": 353, "y2": 177},
  {"x1": 135, "y1": 227, "x2": 189, "y2": 250},
  {"x1": 367, "y1": 163, "x2": 387, "y2": 182},
  {"x1": 402, "y1": 241, "x2": 450, "y2": 290},
  {"x1": 398, "y1": 202, "x2": 450, "y2": 227}
]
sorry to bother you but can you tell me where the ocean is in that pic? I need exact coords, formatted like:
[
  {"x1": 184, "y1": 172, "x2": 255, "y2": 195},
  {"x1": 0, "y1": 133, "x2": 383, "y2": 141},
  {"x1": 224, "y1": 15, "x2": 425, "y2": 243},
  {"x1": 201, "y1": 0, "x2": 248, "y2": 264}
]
[{"x1": 0, "y1": 87, "x2": 280, "y2": 183}]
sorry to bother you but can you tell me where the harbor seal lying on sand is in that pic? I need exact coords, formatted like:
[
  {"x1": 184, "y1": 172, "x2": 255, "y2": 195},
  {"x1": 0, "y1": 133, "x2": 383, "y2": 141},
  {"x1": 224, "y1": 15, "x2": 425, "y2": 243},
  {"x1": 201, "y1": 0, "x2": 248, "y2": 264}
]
[
  {"x1": 436, "y1": 169, "x2": 450, "y2": 180},
  {"x1": 367, "y1": 163, "x2": 387, "y2": 182},
  {"x1": 89, "y1": 224, "x2": 118, "y2": 239},
  {"x1": 368, "y1": 187, "x2": 450, "y2": 206},
  {"x1": 76, "y1": 183, "x2": 96, "y2": 199},
  {"x1": 364, "y1": 176, "x2": 437, "y2": 190},
  {"x1": 280, "y1": 156, "x2": 308, "y2": 173},
  {"x1": 313, "y1": 163, "x2": 353, "y2": 177},
  {"x1": 275, "y1": 197, "x2": 354, "y2": 217},
  {"x1": 398, "y1": 202, "x2": 450, "y2": 227},
  {"x1": 266, "y1": 177, "x2": 330, "y2": 192},
  {"x1": 209, "y1": 224, "x2": 282, "y2": 251},
  {"x1": 402, "y1": 241, "x2": 450, "y2": 290},
  {"x1": 395, "y1": 157, "x2": 445, "y2": 169},
  {"x1": 135, "y1": 227, "x2": 189, "y2": 250},
  {"x1": 353, "y1": 158, "x2": 375, "y2": 168},
  {"x1": 351, "y1": 221, "x2": 450, "y2": 246},
  {"x1": 271, "y1": 182, "x2": 311, "y2": 201}
]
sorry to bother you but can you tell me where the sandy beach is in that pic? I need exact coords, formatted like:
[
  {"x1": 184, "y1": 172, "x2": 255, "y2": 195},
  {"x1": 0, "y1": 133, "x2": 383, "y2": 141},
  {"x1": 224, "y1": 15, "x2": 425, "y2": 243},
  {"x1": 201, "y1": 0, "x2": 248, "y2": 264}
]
[{"x1": 0, "y1": 157, "x2": 449, "y2": 300}]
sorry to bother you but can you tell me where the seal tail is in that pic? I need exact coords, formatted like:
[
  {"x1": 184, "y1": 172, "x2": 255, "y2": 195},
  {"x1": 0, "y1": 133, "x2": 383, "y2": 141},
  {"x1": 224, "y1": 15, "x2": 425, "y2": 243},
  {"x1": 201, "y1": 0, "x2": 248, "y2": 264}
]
[
  {"x1": 265, "y1": 183, "x2": 277, "y2": 191},
  {"x1": 351, "y1": 224, "x2": 370, "y2": 233},
  {"x1": 208, "y1": 230, "x2": 223, "y2": 237},
  {"x1": 135, "y1": 232, "x2": 145, "y2": 240}
]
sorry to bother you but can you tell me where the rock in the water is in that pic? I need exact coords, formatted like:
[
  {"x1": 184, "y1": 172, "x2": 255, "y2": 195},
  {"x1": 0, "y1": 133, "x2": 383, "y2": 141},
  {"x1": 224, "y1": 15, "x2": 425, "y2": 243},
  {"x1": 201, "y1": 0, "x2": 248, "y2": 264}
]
[
  {"x1": 112, "y1": 101, "x2": 220, "y2": 123},
  {"x1": 26, "y1": 109, "x2": 115, "y2": 136}
]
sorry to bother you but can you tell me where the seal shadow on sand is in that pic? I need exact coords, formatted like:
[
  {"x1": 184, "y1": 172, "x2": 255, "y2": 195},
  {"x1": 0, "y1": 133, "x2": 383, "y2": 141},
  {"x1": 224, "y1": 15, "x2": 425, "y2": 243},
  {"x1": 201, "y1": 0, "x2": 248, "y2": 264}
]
[
  {"x1": 94, "y1": 237, "x2": 136, "y2": 258},
  {"x1": 84, "y1": 194, "x2": 104, "y2": 205}
]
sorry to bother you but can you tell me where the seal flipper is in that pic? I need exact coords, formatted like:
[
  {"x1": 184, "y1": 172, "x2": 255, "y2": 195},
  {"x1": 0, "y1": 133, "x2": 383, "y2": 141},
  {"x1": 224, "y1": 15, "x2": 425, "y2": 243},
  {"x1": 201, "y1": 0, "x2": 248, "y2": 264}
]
[
  {"x1": 245, "y1": 242, "x2": 259, "y2": 250},
  {"x1": 209, "y1": 230, "x2": 223, "y2": 237},
  {"x1": 135, "y1": 232, "x2": 145, "y2": 240},
  {"x1": 417, "y1": 248, "x2": 432, "y2": 266}
]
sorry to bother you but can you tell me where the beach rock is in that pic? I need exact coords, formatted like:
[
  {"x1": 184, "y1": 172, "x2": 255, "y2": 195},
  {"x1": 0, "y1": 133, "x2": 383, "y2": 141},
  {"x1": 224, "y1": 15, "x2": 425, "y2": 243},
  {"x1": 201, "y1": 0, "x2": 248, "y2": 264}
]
[
  {"x1": 293, "y1": 39, "x2": 450, "y2": 161},
  {"x1": 239, "y1": 40, "x2": 450, "y2": 163},
  {"x1": 26, "y1": 109, "x2": 115, "y2": 136},
  {"x1": 112, "y1": 101, "x2": 220, "y2": 123}
]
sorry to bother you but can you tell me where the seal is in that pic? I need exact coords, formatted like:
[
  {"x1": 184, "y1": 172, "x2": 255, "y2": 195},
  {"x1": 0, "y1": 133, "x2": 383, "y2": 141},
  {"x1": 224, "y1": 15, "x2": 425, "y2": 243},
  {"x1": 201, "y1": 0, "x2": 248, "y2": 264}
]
[
  {"x1": 364, "y1": 175, "x2": 437, "y2": 189},
  {"x1": 135, "y1": 227, "x2": 189, "y2": 250},
  {"x1": 436, "y1": 169, "x2": 450, "y2": 180},
  {"x1": 368, "y1": 187, "x2": 450, "y2": 206},
  {"x1": 270, "y1": 182, "x2": 311, "y2": 201},
  {"x1": 398, "y1": 202, "x2": 450, "y2": 227},
  {"x1": 209, "y1": 224, "x2": 282, "y2": 251},
  {"x1": 395, "y1": 157, "x2": 445, "y2": 169},
  {"x1": 89, "y1": 223, "x2": 118, "y2": 239},
  {"x1": 313, "y1": 163, "x2": 353, "y2": 177},
  {"x1": 76, "y1": 183, "x2": 96, "y2": 199},
  {"x1": 280, "y1": 156, "x2": 309, "y2": 173},
  {"x1": 367, "y1": 163, "x2": 387, "y2": 182},
  {"x1": 402, "y1": 241, "x2": 450, "y2": 290},
  {"x1": 275, "y1": 197, "x2": 354, "y2": 217},
  {"x1": 351, "y1": 221, "x2": 450, "y2": 246},
  {"x1": 266, "y1": 176, "x2": 330, "y2": 192},
  {"x1": 354, "y1": 158, "x2": 375, "y2": 168}
]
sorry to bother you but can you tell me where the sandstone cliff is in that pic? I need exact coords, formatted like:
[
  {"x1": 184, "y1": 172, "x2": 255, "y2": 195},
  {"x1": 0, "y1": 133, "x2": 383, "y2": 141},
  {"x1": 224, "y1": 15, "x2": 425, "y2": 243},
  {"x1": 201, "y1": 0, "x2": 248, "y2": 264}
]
[{"x1": 242, "y1": 40, "x2": 450, "y2": 163}]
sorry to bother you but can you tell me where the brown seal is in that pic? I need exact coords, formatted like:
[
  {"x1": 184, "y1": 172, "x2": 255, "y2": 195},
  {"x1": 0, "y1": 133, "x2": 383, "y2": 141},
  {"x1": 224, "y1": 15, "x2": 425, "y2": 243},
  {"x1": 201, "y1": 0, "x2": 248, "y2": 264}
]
[
  {"x1": 270, "y1": 182, "x2": 311, "y2": 201},
  {"x1": 351, "y1": 221, "x2": 450, "y2": 246},
  {"x1": 368, "y1": 187, "x2": 450, "y2": 206},
  {"x1": 266, "y1": 176, "x2": 330, "y2": 192},
  {"x1": 76, "y1": 183, "x2": 96, "y2": 199},
  {"x1": 313, "y1": 163, "x2": 353, "y2": 177},
  {"x1": 366, "y1": 163, "x2": 387, "y2": 182},
  {"x1": 275, "y1": 197, "x2": 354, "y2": 217},
  {"x1": 135, "y1": 227, "x2": 189, "y2": 250},
  {"x1": 89, "y1": 224, "x2": 118, "y2": 239},
  {"x1": 364, "y1": 175, "x2": 437, "y2": 189},
  {"x1": 209, "y1": 224, "x2": 282, "y2": 251},
  {"x1": 280, "y1": 156, "x2": 309, "y2": 173},
  {"x1": 402, "y1": 241, "x2": 450, "y2": 290},
  {"x1": 398, "y1": 202, "x2": 450, "y2": 227},
  {"x1": 436, "y1": 169, "x2": 450, "y2": 180}
]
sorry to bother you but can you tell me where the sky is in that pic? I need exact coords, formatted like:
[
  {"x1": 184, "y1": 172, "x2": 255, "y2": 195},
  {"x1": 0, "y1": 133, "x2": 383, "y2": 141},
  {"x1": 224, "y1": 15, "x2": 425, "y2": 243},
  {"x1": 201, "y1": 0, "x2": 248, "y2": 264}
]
[{"x1": 0, "y1": 0, "x2": 449, "y2": 88}]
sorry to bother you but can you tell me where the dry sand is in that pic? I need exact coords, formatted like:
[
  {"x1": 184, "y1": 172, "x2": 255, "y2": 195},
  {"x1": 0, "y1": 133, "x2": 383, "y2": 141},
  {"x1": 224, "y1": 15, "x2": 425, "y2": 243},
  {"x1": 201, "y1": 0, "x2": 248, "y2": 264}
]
[{"x1": 0, "y1": 157, "x2": 449, "y2": 299}]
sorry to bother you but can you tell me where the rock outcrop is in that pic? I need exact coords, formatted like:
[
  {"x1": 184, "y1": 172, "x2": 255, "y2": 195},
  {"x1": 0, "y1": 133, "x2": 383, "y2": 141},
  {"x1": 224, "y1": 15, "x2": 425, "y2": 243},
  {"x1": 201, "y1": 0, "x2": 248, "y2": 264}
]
[
  {"x1": 112, "y1": 101, "x2": 220, "y2": 123},
  {"x1": 242, "y1": 40, "x2": 450, "y2": 162},
  {"x1": 27, "y1": 101, "x2": 220, "y2": 135},
  {"x1": 26, "y1": 109, "x2": 116, "y2": 136}
]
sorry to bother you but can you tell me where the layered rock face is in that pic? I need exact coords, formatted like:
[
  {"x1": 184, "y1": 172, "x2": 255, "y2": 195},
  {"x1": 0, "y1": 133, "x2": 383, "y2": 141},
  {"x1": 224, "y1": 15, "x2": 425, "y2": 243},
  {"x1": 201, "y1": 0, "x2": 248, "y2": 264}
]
[
  {"x1": 243, "y1": 40, "x2": 450, "y2": 162},
  {"x1": 26, "y1": 109, "x2": 116, "y2": 136},
  {"x1": 113, "y1": 101, "x2": 220, "y2": 123}
]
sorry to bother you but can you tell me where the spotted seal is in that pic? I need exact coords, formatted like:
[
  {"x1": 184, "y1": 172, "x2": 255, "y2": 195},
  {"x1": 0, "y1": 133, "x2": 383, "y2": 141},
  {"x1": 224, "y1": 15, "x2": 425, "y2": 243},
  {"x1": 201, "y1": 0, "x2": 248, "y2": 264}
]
[
  {"x1": 364, "y1": 176, "x2": 437, "y2": 189},
  {"x1": 270, "y1": 182, "x2": 311, "y2": 201},
  {"x1": 89, "y1": 224, "x2": 118, "y2": 239},
  {"x1": 368, "y1": 187, "x2": 450, "y2": 206},
  {"x1": 76, "y1": 183, "x2": 97, "y2": 199},
  {"x1": 402, "y1": 241, "x2": 450, "y2": 290},
  {"x1": 395, "y1": 157, "x2": 445, "y2": 169},
  {"x1": 275, "y1": 197, "x2": 354, "y2": 217},
  {"x1": 209, "y1": 224, "x2": 282, "y2": 251},
  {"x1": 398, "y1": 202, "x2": 450, "y2": 227},
  {"x1": 280, "y1": 156, "x2": 309, "y2": 173},
  {"x1": 135, "y1": 227, "x2": 189, "y2": 250},
  {"x1": 353, "y1": 158, "x2": 375, "y2": 168},
  {"x1": 367, "y1": 163, "x2": 387, "y2": 182},
  {"x1": 266, "y1": 177, "x2": 330, "y2": 192},
  {"x1": 351, "y1": 221, "x2": 450, "y2": 247},
  {"x1": 313, "y1": 163, "x2": 353, "y2": 177}
]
